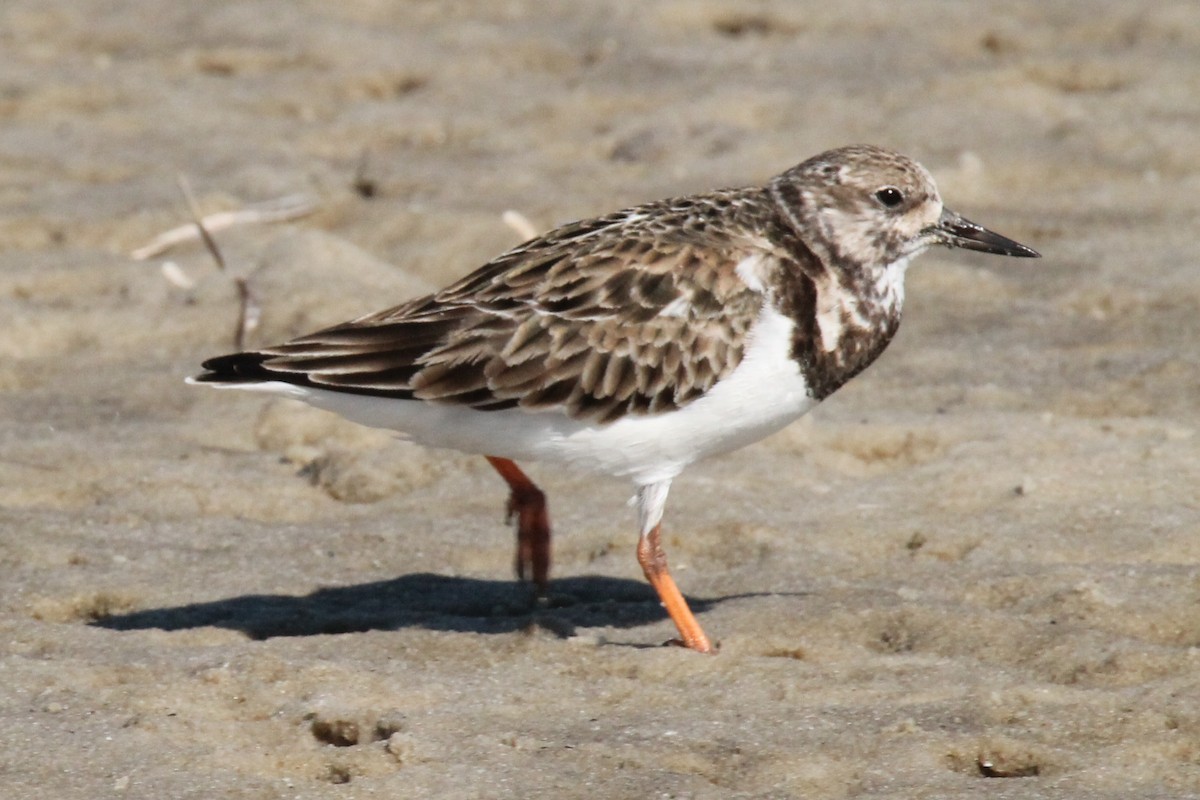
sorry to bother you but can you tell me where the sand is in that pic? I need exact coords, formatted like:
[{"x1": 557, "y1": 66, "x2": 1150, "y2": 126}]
[{"x1": 3, "y1": 1, "x2": 1200, "y2": 797}]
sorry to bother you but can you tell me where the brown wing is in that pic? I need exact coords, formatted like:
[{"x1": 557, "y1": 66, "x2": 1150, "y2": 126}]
[{"x1": 196, "y1": 193, "x2": 770, "y2": 424}]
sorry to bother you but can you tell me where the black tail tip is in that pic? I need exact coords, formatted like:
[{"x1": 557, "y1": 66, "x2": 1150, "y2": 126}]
[{"x1": 192, "y1": 352, "x2": 272, "y2": 383}]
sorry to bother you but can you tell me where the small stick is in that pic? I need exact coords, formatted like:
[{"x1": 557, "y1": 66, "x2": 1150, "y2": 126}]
[
  {"x1": 159, "y1": 261, "x2": 196, "y2": 290},
  {"x1": 175, "y1": 174, "x2": 260, "y2": 349},
  {"x1": 176, "y1": 174, "x2": 226, "y2": 272},
  {"x1": 501, "y1": 209, "x2": 539, "y2": 241},
  {"x1": 130, "y1": 194, "x2": 317, "y2": 261}
]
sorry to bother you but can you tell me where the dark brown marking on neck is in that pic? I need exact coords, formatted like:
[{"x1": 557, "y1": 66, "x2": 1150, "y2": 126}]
[{"x1": 765, "y1": 211, "x2": 902, "y2": 401}]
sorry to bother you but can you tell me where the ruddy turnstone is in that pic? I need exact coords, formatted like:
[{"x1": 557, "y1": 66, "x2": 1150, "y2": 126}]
[{"x1": 191, "y1": 145, "x2": 1038, "y2": 653}]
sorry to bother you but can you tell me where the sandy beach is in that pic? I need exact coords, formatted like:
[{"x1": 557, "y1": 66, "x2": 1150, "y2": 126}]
[{"x1": 3, "y1": 1, "x2": 1200, "y2": 797}]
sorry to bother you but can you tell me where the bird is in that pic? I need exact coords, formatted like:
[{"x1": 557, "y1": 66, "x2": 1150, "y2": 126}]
[{"x1": 190, "y1": 144, "x2": 1039, "y2": 653}]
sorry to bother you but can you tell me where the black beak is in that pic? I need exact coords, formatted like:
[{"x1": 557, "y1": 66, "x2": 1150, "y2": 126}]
[{"x1": 933, "y1": 208, "x2": 1040, "y2": 258}]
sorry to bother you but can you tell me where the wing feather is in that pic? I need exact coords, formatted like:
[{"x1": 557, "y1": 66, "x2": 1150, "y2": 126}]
[{"x1": 195, "y1": 190, "x2": 775, "y2": 422}]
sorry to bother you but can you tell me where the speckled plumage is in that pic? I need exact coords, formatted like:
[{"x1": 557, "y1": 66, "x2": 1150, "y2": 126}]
[
  {"x1": 198, "y1": 147, "x2": 1034, "y2": 420},
  {"x1": 192, "y1": 145, "x2": 1039, "y2": 653},
  {"x1": 208, "y1": 191, "x2": 768, "y2": 424}
]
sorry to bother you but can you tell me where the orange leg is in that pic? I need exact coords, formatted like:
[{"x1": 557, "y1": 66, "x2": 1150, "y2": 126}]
[
  {"x1": 636, "y1": 523, "x2": 715, "y2": 654},
  {"x1": 485, "y1": 456, "x2": 551, "y2": 593}
]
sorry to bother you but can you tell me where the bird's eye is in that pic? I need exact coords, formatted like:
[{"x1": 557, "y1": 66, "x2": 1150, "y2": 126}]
[{"x1": 874, "y1": 187, "x2": 904, "y2": 208}]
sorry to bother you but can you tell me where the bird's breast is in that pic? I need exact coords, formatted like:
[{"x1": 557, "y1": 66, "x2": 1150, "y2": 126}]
[{"x1": 781, "y1": 262, "x2": 905, "y2": 401}]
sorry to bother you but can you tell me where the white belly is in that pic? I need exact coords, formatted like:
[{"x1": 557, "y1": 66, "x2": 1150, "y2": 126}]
[{"x1": 205, "y1": 305, "x2": 817, "y2": 486}]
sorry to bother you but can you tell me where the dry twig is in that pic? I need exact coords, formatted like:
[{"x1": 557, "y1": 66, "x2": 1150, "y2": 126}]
[
  {"x1": 174, "y1": 174, "x2": 261, "y2": 349},
  {"x1": 130, "y1": 193, "x2": 317, "y2": 261},
  {"x1": 501, "y1": 209, "x2": 539, "y2": 241}
]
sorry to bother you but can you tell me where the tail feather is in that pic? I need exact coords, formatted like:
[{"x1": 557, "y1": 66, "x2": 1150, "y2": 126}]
[
  {"x1": 191, "y1": 352, "x2": 275, "y2": 384},
  {"x1": 189, "y1": 351, "x2": 420, "y2": 400}
]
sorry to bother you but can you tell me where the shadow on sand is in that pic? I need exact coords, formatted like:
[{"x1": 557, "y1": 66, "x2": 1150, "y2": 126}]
[{"x1": 91, "y1": 573, "x2": 739, "y2": 642}]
